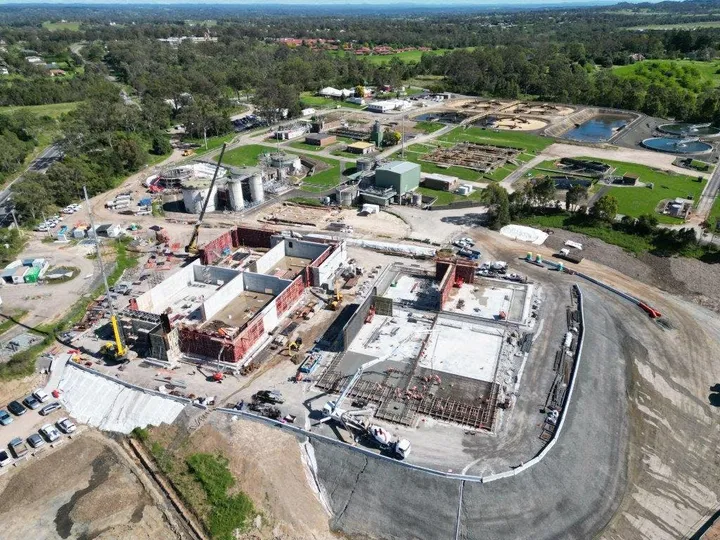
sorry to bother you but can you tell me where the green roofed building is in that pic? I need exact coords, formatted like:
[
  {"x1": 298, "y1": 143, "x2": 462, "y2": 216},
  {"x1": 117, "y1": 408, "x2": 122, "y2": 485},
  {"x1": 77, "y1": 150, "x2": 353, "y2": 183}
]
[{"x1": 375, "y1": 161, "x2": 421, "y2": 194}]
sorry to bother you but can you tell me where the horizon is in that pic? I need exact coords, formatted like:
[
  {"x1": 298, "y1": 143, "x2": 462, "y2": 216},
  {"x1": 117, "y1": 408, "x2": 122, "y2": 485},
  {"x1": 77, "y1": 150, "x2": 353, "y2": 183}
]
[{"x1": 0, "y1": 0, "x2": 671, "y2": 5}]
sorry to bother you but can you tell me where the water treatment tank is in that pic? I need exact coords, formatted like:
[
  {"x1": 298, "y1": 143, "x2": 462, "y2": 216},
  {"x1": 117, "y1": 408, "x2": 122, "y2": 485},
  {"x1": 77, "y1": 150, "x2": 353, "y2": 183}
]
[
  {"x1": 249, "y1": 172, "x2": 265, "y2": 204},
  {"x1": 357, "y1": 157, "x2": 373, "y2": 171},
  {"x1": 227, "y1": 177, "x2": 244, "y2": 211},
  {"x1": 182, "y1": 179, "x2": 216, "y2": 214},
  {"x1": 339, "y1": 189, "x2": 353, "y2": 207},
  {"x1": 270, "y1": 152, "x2": 301, "y2": 172}
]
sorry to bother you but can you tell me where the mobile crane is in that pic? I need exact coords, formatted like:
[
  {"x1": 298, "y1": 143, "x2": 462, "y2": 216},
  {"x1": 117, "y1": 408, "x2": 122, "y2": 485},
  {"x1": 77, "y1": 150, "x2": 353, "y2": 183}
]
[
  {"x1": 320, "y1": 331, "x2": 437, "y2": 459},
  {"x1": 185, "y1": 143, "x2": 227, "y2": 255}
]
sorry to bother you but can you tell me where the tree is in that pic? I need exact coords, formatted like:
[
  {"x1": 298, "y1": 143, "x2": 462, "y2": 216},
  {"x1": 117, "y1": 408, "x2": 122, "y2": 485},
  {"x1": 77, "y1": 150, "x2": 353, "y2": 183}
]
[
  {"x1": 589, "y1": 195, "x2": 618, "y2": 223},
  {"x1": 354, "y1": 85, "x2": 366, "y2": 98},
  {"x1": 483, "y1": 183, "x2": 511, "y2": 230},
  {"x1": 383, "y1": 129, "x2": 401, "y2": 146},
  {"x1": 565, "y1": 184, "x2": 588, "y2": 211},
  {"x1": 11, "y1": 174, "x2": 50, "y2": 223},
  {"x1": 151, "y1": 134, "x2": 172, "y2": 156}
]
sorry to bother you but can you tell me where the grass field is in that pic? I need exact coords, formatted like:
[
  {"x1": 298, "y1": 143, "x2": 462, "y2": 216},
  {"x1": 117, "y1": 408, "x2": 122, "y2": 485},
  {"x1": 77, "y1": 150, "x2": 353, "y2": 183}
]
[
  {"x1": 706, "y1": 194, "x2": 720, "y2": 229},
  {"x1": 186, "y1": 133, "x2": 236, "y2": 155},
  {"x1": 299, "y1": 155, "x2": 346, "y2": 192},
  {"x1": 217, "y1": 144, "x2": 270, "y2": 167},
  {"x1": 611, "y1": 59, "x2": 720, "y2": 90},
  {"x1": 439, "y1": 126, "x2": 553, "y2": 153},
  {"x1": 0, "y1": 101, "x2": 81, "y2": 119},
  {"x1": 580, "y1": 157, "x2": 706, "y2": 223},
  {"x1": 299, "y1": 92, "x2": 364, "y2": 110},
  {"x1": 417, "y1": 185, "x2": 484, "y2": 205},
  {"x1": 332, "y1": 48, "x2": 473, "y2": 65},
  {"x1": 413, "y1": 121, "x2": 445, "y2": 134},
  {"x1": 628, "y1": 20, "x2": 720, "y2": 30},
  {"x1": 42, "y1": 20, "x2": 81, "y2": 31}
]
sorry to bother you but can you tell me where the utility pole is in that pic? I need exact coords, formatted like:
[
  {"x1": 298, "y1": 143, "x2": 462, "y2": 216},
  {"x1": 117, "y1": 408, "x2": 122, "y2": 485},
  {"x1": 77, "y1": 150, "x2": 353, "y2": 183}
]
[
  {"x1": 10, "y1": 209, "x2": 19, "y2": 230},
  {"x1": 401, "y1": 114, "x2": 406, "y2": 159},
  {"x1": 40, "y1": 211, "x2": 51, "y2": 238},
  {"x1": 203, "y1": 126, "x2": 208, "y2": 150}
]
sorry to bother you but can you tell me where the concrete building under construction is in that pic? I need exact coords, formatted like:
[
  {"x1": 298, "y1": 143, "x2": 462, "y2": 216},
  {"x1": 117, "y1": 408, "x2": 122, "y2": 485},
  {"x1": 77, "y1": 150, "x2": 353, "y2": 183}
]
[{"x1": 122, "y1": 226, "x2": 347, "y2": 366}]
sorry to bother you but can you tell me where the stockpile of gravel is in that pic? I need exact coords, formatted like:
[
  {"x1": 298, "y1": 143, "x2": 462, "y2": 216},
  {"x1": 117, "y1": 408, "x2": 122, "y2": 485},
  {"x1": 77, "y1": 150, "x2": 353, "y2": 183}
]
[{"x1": 544, "y1": 229, "x2": 720, "y2": 312}]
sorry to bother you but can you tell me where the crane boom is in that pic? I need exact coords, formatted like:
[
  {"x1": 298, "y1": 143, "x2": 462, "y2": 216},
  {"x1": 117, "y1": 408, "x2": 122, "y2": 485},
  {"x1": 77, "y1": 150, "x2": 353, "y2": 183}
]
[{"x1": 185, "y1": 143, "x2": 227, "y2": 254}]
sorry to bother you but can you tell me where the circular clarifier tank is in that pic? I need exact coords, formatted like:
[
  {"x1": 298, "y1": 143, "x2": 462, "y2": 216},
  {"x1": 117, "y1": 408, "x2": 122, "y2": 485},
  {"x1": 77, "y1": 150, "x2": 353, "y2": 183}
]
[
  {"x1": 641, "y1": 137, "x2": 713, "y2": 154},
  {"x1": 659, "y1": 123, "x2": 720, "y2": 137}
]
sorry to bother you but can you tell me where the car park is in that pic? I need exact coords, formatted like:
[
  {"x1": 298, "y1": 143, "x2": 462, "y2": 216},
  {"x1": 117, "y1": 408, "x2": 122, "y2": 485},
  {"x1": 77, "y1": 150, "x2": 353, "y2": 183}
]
[
  {"x1": 9, "y1": 437, "x2": 28, "y2": 458},
  {"x1": 56, "y1": 417, "x2": 76, "y2": 434},
  {"x1": 8, "y1": 400, "x2": 26, "y2": 416},
  {"x1": 33, "y1": 389, "x2": 50, "y2": 403},
  {"x1": 23, "y1": 395, "x2": 40, "y2": 410},
  {"x1": 27, "y1": 433, "x2": 45, "y2": 449},
  {"x1": 0, "y1": 450, "x2": 11, "y2": 467},
  {"x1": 0, "y1": 410, "x2": 11, "y2": 425},
  {"x1": 40, "y1": 424, "x2": 61, "y2": 443},
  {"x1": 40, "y1": 402, "x2": 62, "y2": 416}
]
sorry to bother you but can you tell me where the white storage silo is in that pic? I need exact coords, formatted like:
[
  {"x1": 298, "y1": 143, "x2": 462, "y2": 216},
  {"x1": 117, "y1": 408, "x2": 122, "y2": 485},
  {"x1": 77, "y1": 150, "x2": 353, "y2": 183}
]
[
  {"x1": 249, "y1": 172, "x2": 264, "y2": 204},
  {"x1": 227, "y1": 177, "x2": 245, "y2": 211},
  {"x1": 182, "y1": 179, "x2": 216, "y2": 214}
]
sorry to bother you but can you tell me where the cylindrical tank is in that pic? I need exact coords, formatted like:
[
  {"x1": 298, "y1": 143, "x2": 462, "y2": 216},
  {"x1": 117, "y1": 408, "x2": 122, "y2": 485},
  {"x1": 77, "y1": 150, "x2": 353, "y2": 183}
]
[
  {"x1": 339, "y1": 189, "x2": 353, "y2": 207},
  {"x1": 270, "y1": 152, "x2": 301, "y2": 173},
  {"x1": 182, "y1": 180, "x2": 216, "y2": 214},
  {"x1": 357, "y1": 157, "x2": 373, "y2": 171},
  {"x1": 249, "y1": 173, "x2": 264, "y2": 204},
  {"x1": 535, "y1": 254, "x2": 543, "y2": 263},
  {"x1": 526, "y1": 252, "x2": 533, "y2": 261},
  {"x1": 227, "y1": 177, "x2": 244, "y2": 211}
]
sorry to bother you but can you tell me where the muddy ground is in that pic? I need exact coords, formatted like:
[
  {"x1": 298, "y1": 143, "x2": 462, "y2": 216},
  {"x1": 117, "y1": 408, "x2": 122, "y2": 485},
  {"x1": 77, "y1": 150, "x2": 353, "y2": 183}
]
[
  {"x1": 0, "y1": 431, "x2": 183, "y2": 539},
  {"x1": 544, "y1": 229, "x2": 720, "y2": 313}
]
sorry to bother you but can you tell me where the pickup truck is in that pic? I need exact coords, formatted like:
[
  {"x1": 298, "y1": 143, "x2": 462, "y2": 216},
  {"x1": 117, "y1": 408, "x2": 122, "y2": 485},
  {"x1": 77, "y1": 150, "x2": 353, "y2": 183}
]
[{"x1": 9, "y1": 437, "x2": 28, "y2": 458}]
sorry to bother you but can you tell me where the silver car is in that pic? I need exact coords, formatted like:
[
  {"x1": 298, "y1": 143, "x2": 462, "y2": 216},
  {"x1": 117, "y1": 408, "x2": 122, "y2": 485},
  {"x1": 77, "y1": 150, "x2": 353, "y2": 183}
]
[{"x1": 40, "y1": 424, "x2": 61, "y2": 443}]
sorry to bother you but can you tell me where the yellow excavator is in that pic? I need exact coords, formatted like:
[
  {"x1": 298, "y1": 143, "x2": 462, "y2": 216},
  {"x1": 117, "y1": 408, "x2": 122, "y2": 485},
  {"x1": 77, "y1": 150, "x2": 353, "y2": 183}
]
[
  {"x1": 328, "y1": 280, "x2": 343, "y2": 311},
  {"x1": 185, "y1": 143, "x2": 227, "y2": 256}
]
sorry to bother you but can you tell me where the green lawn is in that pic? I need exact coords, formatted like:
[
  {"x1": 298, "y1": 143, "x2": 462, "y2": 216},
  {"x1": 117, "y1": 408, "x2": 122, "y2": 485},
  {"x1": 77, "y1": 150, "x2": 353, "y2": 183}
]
[
  {"x1": 42, "y1": 20, "x2": 81, "y2": 31},
  {"x1": 0, "y1": 101, "x2": 81, "y2": 119},
  {"x1": 439, "y1": 126, "x2": 553, "y2": 153},
  {"x1": 483, "y1": 163, "x2": 517, "y2": 182},
  {"x1": 299, "y1": 155, "x2": 347, "y2": 192},
  {"x1": 217, "y1": 144, "x2": 271, "y2": 167},
  {"x1": 299, "y1": 92, "x2": 364, "y2": 110},
  {"x1": 611, "y1": 59, "x2": 720, "y2": 89},
  {"x1": 628, "y1": 20, "x2": 720, "y2": 30},
  {"x1": 417, "y1": 186, "x2": 484, "y2": 205},
  {"x1": 708, "y1": 196, "x2": 720, "y2": 229},
  {"x1": 414, "y1": 121, "x2": 445, "y2": 134},
  {"x1": 581, "y1": 157, "x2": 706, "y2": 223},
  {"x1": 288, "y1": 141, "x2": 324, "y2": 152},
  {"x1": 186, "y1": 133, "x2": 236, "y2": 154}
]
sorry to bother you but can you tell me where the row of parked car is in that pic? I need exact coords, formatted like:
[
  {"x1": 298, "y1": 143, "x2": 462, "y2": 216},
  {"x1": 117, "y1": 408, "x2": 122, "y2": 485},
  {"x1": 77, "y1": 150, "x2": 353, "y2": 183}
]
[{"x1": 0, "y1": 388, "x2": 77, "y2": 466}]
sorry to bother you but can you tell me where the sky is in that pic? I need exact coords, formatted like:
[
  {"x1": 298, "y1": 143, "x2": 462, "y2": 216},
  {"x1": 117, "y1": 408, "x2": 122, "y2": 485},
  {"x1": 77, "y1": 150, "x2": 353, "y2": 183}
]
[{"x1": 0, "y1": 0, "x2": 665, "y2": 4}]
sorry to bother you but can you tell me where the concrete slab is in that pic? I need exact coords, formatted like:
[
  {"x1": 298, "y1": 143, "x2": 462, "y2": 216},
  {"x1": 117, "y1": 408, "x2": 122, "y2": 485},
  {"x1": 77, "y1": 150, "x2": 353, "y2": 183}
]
[
  {"x1": 446, "y1": 281, "x2": 533, "y2": 323},
  {"x1": 421, "y1": 318, "x2": 503, "y2": 383},
  {"x1": 347, "y1": 308, "x2": 434, "y2": 362},
  {"x1": 206, "y1": 290, "x2": 274, "y2": 328},
  {"x1": 383, "y1": 274, "x2": 439, "y2": 311},
  {"x1": 268, "y1": 255, "x2": 312, "y2": 279}
]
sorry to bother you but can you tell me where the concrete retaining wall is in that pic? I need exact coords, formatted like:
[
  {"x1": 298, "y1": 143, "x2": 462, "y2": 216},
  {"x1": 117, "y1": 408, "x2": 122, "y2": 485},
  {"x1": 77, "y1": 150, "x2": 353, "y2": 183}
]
[
  {"x1": 201, "y1": 272, "x2": 245, "y2": 321},
  {"x1": 253, "y1": 242, "x2": 285, "y2": 274}
]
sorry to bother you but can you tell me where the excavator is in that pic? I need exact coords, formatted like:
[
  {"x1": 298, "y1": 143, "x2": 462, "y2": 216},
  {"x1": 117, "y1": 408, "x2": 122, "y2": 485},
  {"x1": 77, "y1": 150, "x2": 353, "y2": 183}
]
[
  {"x1": 185, "y1": 143, "x2": 227, "y2": 255},
  {"x1": 327, "y1": 279, "x2": 343, "y2": 311}
]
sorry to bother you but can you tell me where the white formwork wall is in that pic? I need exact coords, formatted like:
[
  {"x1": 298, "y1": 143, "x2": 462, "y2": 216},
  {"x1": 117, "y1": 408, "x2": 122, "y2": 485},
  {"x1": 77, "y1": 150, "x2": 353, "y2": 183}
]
[
  {"x1": 253, "y1": 242, "x2": 285, "y2": 274},
  {"x1": 201, "y1": 272, "x2": 246, "y2": 322},
  {"x1": 135, "y1": 260, "x2": 200, "y2": 312}
]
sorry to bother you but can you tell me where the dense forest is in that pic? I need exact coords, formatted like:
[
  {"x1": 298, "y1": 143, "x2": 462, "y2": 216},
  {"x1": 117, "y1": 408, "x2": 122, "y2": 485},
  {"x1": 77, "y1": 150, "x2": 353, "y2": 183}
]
[{"x1": 5, "y1": 1, "x2": 720, "y2": 220}]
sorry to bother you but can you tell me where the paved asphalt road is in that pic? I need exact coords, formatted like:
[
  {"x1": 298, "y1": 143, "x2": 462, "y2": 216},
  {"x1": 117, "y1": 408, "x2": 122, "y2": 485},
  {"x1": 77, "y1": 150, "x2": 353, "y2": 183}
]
[
  {"x1": 0, "y1": 144, "x2": 63, "y2": 209},
  {"x1": 311, "y1": 284, "x2": 631, "y2": 540},
  {"x1": 696, "y1": 158, "x2": 720, "y2": 219}
]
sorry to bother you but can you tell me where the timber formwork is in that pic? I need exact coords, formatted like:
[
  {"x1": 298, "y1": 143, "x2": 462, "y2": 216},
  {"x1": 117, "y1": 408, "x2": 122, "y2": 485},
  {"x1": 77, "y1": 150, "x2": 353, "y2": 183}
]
[{"x1": 316, "y1": 359, "x2": 499, "y2": 430}]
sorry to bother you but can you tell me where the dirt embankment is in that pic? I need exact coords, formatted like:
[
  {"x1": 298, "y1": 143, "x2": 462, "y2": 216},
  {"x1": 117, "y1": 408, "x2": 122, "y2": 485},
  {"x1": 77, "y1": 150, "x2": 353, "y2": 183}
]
[
  {"x1": 148, "y1": 411, "x2": 336, "y2": 540},
  {"x1": 0, "y1": 431, "x2": 182, "y2": 539},
  {"x1": 543, "y1": 229, "x2": 720, "y2": 313}
]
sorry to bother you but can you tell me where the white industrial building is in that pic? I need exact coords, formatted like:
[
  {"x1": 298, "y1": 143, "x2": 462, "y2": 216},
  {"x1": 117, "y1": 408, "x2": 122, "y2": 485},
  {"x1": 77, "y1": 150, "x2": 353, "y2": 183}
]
[{"x1": 367, "y1": 99, "x2": 412, "y2": 113}]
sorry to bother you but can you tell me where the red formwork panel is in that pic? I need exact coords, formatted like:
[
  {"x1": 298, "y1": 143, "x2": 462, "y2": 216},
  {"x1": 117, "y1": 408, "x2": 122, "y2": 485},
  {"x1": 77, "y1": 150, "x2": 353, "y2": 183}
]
[
  {"x1": 310, "y1": 246, "x2": 332, "y2": 268},
  {"x1": 455, "y1": 260, "x2": 477, "y2": 285},
  {"x1": 439, "y1": 264, "x2": 455, "y2": 310},
  {"x1": 235, "y1": 226, "x2": 276, "y2": 248},
  {"x1": 178, "y1": 327, "x2": 238, "y2": 363},
  {"x1": 233, "y1": 317, "x2": 265, "y2": 362},
  {"x1": 199, "y1": 231, "x2": 233, "y2": 265},
  {"x1": 276, "y1": 275, "x2": 305, "y2": 317}
]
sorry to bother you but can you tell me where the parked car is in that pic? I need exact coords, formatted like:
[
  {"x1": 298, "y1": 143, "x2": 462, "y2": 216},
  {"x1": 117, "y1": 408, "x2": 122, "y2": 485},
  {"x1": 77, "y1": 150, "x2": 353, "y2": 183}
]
[
  {"x1": 40, "y1": 402, "x2": 62, "y2": 416},
  {"x1": 0, "y1": 409, "x2": 12, "y2": 425},
  {"x1": 252, "y1": 390, "x2": 285, "y2": 404},
  {"x1": 56, "y1": 417, "x2": 76, "y2": 434},
  {"x1": 0, "y1": 449, "x2": 11, "y2": 467},
  {"x1": 23, "y1": 394, "x2": 40, "y2": 410},
  {"x1": 33, "y1": 389, "x2": 50, "y2": 403},
  {"x1": 7, "y1": 400, "x2": 26, "y2": 416},
  {"x1": 27, "y1": 433, "x2": 45, "y2": 449},
  {"x1": 9, "y1": 437, "x2": 28, "y2": 458},
  {"x1": 40, "y1": 424, "x2": 61, "y2": 443}
]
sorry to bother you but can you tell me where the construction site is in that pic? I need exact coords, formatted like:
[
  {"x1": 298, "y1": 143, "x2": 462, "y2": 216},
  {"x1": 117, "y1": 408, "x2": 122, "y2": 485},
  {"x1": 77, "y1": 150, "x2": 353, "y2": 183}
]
[
  {"x1": 422, "y1": 142, "x2": 522, "y2": 173},
  {"x1": 118, "y1": 226, "x2": 347, "y2": 367},
  {"x1": 313, "y1": 258, "x2": 538, "y2": 433}
]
